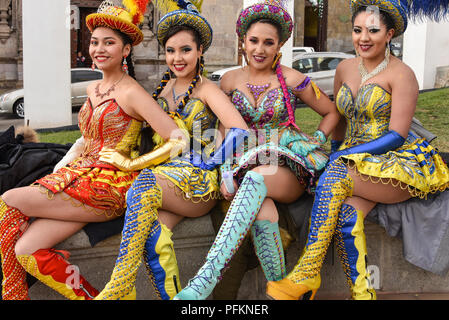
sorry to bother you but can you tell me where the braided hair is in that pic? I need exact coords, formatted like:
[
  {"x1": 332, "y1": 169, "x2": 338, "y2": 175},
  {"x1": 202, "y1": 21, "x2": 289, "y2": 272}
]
[{"x1": 152, "y1": 25, "x2": 205, "y2": 109}]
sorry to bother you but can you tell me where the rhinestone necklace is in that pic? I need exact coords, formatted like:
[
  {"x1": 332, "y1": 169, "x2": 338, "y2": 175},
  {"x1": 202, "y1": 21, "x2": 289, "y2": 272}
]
[{"x1": 359, "y1": 55, "x2": 390, "y2": 85}]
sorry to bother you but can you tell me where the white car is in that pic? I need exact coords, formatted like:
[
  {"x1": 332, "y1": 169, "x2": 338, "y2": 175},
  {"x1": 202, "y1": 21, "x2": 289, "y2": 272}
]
[
  {"x1": 209, "y1": 47, "x2": 315, "y2": 83},
  {"x1": 0, "y1": 68, "x2": 103, "y2": 118},
  {"x1": 292, "y1": 51, "x2": 355, "y2": 97},
  {"x1": 209, "y1": 51, "x2": 354, "y2": 98}
]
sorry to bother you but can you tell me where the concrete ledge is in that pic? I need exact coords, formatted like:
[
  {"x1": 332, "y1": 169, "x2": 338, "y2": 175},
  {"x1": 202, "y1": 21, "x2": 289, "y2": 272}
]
[{"x1": 29, "y1": 216, "x2": 449, "y2": 300}]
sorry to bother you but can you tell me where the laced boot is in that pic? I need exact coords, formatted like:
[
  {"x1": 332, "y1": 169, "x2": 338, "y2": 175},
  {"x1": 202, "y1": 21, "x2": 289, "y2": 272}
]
[
  {"x1": 335, "y1": 204, "x2": 376, "y2": 300},
  {"x1": 143, "y1": 220, "x2": 181, "y2": 300},
  {"x1": 267, "y1": 160, "x2": 353, "y2": 300},
  {"x1": 174, "y1": 171, "x2": 267, "y2": 300},
  {"x1": 0, "y1": 198, "x2": 30, "y2": 300}
]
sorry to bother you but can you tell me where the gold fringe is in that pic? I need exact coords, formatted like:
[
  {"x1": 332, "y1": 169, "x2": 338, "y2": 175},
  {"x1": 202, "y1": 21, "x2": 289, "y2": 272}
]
[{"x1": 343, "y1": 159, "x2": 449, "y2": 200}]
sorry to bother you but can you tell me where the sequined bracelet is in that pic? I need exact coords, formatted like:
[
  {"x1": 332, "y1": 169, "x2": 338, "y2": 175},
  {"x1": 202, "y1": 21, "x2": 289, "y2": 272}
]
[{"x1": 313, "y1": 130, "x2": 327, "y2": 144}]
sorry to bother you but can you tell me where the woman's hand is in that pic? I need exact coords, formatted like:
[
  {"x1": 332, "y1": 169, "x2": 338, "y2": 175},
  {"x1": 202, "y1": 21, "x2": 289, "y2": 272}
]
[
  {"x1": 99, "y1": 147, "x2": 133, "y2": 171},
  {"x1": 220, "y1": 179, "x2": 238, "y2": 201}
]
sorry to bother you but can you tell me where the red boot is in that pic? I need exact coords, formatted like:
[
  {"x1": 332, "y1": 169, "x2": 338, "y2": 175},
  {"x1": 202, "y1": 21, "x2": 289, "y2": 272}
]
[
  {"x1": 17, "y1": 248, "x2": 99, "y2": 300},
  {"x1": 0, "y1": 199, "x2": 30, "y2": 300}
]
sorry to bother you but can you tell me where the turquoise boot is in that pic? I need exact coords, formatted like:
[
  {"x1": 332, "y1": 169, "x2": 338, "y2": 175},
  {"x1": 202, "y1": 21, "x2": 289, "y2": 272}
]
[
  {"x1": 174, "y1": 171, "x2": 267, "y2": 300},
  {"x1": 251, "y1": 220, "x2": 286, "y2": 281}
]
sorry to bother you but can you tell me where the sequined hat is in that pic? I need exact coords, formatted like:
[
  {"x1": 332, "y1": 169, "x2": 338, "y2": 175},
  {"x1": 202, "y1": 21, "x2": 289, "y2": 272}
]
[
  {"x1": 156, "y1": 0, "x2": 213, "y2": 52},
  {"x1": 236, "y1": 0, "x2": 294, "y2": 45},
  {"x1": 86, "y1": 0, "x2": 149, "y2": 46},
  {"x1": 351, "y1": 0, "x2": 449, "y2": 38}
]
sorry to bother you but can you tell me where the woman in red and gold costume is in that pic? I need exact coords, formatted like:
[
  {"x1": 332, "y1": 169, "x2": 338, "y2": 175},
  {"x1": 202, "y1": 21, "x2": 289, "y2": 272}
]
[{"x1": 0, "y1": 0, "x2": 186, "y2": 300}]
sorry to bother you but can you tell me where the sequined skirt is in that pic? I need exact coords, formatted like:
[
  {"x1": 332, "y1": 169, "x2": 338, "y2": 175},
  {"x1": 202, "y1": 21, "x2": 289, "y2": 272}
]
[
  {"x1": 36, "y1": 165, "x2": 139, "y2": 214},
  {"x1": 339, "y1": 132, "x2": 449, "y2": 198},
  {"x1": 151, "y1": 157, "x2": 220, "y2": 202},
  {"x1": 230, "y1": 141, "x2": 328, "y2": 193}
]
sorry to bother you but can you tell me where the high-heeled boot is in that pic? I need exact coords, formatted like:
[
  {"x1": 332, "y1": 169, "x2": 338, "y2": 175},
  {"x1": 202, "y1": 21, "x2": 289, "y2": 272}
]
[
  {"x1": 266, "y1": 160, "x2": 353, "y2": 300},
  {"x1": 95, "y1": 169, "x2": 162, "y2": 300},
  {"x1": 174, "y1": 171, "x2": 267, "y2": 300},
  {"x1": 0, "y1": 198, "x2": 30, "y2": 300},
  {"x1": 250, "y1": 220, "x2": 286, "y2": 281},
  {"x1": 143, "y1": 219, "x2": 181, "y2": 300},
  {"x1": 335, "y1": 204, "x2": 376, "y2": 300},
  {"x1": 16, "y1": 248, "x2": 99, "y2": 300}
]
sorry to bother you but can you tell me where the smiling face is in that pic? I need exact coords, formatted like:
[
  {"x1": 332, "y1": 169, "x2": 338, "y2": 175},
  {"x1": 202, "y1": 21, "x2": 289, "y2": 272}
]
[
  {"x1": 243, "y1": 21, "x2": 281, "y2": 71},
  {"x1": 165, "y1": 29, "x2": 203, "y2": 80},
  {"x1": 352, "y1": 10, "x2": 394, "y2": 60},
  {"x1": 89, "y1": 27, "x2": 131, "y2": 72}
]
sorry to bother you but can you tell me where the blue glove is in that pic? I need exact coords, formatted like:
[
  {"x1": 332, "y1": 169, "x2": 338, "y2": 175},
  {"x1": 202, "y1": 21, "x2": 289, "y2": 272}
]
[
  {"x1": 329, "y1": 130, "x2": 405, "y2": 163},
  {"x1": 191, "y1": 127, "x2": 249, "y2": 171},
  {"x1": 330, "y1": 139, "x2": 343, "y2": 153}
]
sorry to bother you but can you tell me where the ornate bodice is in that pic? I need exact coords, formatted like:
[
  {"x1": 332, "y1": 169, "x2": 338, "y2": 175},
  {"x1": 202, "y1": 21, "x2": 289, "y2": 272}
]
[
  {"x1": 77, "y1": 98, "x2": 143, "y2": 168},
  {"x1": 336, "y1": 83, "x2": 392, "y2": 148},
  {"x1": 231, "y1": 87, "x2": 297, "y2": 145},
  {"x1": 158, "y1": 97, "x2": 218, "y2": 154}
]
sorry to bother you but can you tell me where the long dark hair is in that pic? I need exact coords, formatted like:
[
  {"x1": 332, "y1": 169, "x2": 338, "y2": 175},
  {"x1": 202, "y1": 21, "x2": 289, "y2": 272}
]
[{"x1": 152, "y1": 25, "x2": 204, "y2": 109}]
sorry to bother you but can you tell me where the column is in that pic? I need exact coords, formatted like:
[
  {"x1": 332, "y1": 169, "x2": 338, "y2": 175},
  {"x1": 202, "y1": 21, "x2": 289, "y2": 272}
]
[{"x1": 22, "y1": 0, "x2": 71, "y2": 128}]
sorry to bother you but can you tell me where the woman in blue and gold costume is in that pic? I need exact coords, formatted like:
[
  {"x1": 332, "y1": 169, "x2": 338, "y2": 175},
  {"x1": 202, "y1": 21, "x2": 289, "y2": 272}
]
[
  {"x1": 94, "y1": 0, "x2": 249, "y2": 300},
  {"x1": 0, "y1": 0, "x2": 187, "y2": 300},
  {"x1": 267, "y1": 0, "x2": 449, "y2": 300},
  {"x1": 175, "y1": 0, "x2": 340, "y2": 300}
]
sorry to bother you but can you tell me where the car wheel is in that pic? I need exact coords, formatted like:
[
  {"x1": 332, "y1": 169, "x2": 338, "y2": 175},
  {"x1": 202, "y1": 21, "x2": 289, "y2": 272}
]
[{"x1": 13, "y1": 99, "x2": 24, "y2": 118}]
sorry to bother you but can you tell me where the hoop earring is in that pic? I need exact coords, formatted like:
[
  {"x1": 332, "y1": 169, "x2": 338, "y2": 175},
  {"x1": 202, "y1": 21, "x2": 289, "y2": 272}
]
[
  {"x1": 122, "y1": 56, "x2": 128, "y2": 74},
  {"x1": 91, "y1": 62, "x2": 96, "y2": 70},
  {"x1": 272, "y1": 52, "x2": 282, "y2": 70}
]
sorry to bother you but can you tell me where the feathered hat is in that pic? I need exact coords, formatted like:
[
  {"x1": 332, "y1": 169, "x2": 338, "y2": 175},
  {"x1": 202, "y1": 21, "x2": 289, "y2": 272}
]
[
  {"x1": 86, "y1": 0, "x2": 150, "y2": 46},
  {"x1": 350, "y1": 0, "x2": 449, "y2": 38},
  {"x1": 155, "y1": 0, "x2": 213, "y2": 52},
  {"x1": 236, "y1": 0, "x2": 294, "y2": 45}
]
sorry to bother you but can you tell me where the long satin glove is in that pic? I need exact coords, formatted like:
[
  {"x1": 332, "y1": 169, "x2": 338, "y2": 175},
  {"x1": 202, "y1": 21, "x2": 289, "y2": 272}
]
[
  {"x1": 17, "y1": 248, "x2": 99, "y2": 300},
  {"x1": 335, "y1": 204, "x2": 376, "y2": 300},
  {"x1": 143, "y1": 220, "x2": 181, "y2": 300},
  {"x1": 99, "y1": 138, "x2": 187, "y2": 172},
  {"x1": 329, "y1": 130, "x2": 405, "y2": 163},
  {"x1": 192, "y1": 127, "x2": 249, "y2": 170},
  {"x1": 0, "y1": 199, "x2": 30, "y2": 300},
  {"x1": 174, "y1": 171, "x2": 267, "y2": 300},
  {"x1": 53, "y1": 136, "x2": 85, "y2": 172},
  {"x1": 95, "y1": 169, "x2": 162, "y2": 300},
  {"x1": 250, "y1": 220, "x2": 286, "y2": 281}
]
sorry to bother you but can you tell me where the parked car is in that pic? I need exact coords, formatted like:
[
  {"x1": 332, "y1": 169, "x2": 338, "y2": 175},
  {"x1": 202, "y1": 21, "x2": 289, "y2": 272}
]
[
  {"x1": 292, "y1": 46, "x2": 315, "y2": 58},
  {"x1": 209, "y1": 51, "x2": 354, "y2": 98},
  {"x1": 292, "y1": 51, "x2": 355, "y2": 97},
  {"x1": 0, "y1": 68, "x2": 103, "y2": 118}
]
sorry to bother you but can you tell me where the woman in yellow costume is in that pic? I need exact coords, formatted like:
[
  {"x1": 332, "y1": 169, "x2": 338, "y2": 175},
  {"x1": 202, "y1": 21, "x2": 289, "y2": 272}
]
[
  {"x1": 0, "y1": 0, "x2": 189, "y2": 300},
  {"x1": 267, "y1": 0, "x2": 449, "y2": 300},
  {"x1": 94, "y1": 0, "x2": 249, "y2": 300}
]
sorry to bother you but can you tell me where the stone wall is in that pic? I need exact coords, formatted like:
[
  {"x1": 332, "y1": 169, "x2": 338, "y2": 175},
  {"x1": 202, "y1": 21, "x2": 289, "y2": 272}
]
[{"x1": 29, "y1": 212, "x2": 449, "y2": 300}]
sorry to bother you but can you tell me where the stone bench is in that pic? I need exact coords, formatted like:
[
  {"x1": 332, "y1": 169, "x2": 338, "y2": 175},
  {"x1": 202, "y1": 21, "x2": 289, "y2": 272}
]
[{"x1": 28, "y1": 212, "x2": 449, "y2": 300}]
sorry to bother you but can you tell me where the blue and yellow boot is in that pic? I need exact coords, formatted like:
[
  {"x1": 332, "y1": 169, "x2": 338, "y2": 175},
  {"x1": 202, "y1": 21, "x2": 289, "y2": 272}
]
[
  {"x1": 266, "y1": 160, "x2": 354, "y2": 300},
  {"x1": 95, "y1": 169, "x2": 162, "y2": 300},
  {"x1": 174, "y1": 171, "x2": 267, "y2": 300},
  {"x1": 143, "y1": 220, "x2": 181, "y2": 300},
  {"x1": 335, "y1": 204, "x2": 376, "y2": 300},
  {"x1": 251, "y1": 220, "x2": 286, "y2": 281}
]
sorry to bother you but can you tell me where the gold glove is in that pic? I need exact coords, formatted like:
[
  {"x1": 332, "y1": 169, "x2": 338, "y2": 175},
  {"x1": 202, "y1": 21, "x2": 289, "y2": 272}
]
[{"x1": 99, "y1": 138, "x2": 187, "y2": 172}]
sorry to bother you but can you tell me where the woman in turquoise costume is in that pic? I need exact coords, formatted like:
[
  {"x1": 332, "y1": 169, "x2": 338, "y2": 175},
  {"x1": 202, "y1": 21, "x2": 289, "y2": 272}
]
[
  {"x1": 175, "y1": 0, "x2": 340, "y2": 300},
  {"x1": 94, "y1": 0, "x2": 249, "y2": 300},
  {"x1": 267, "y1": 0, "x2": 449, "y2": 300}
]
